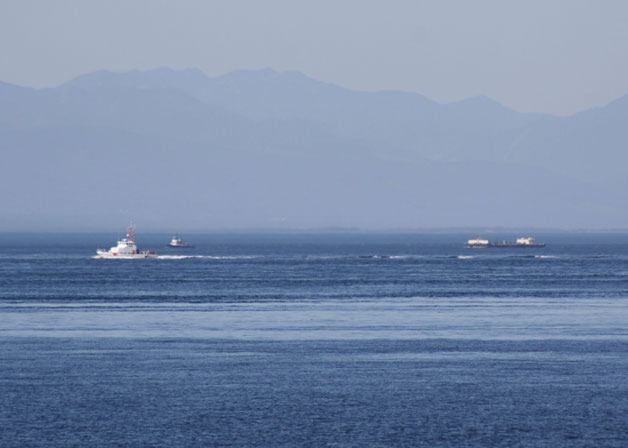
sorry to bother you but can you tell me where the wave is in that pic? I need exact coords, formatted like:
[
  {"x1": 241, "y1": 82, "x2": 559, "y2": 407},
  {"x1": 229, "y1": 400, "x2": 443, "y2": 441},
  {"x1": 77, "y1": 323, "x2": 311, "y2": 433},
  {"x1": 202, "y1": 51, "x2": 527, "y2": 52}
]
[
  {"x1": 450, "y1": 254, "x2": 560, "y2": 261},
  {"x1": 156, "y1": 255, "x2": 259, "y2": 260},
  {"x1": 92, "y1": 254, "x2": 260, "y2": 260}
]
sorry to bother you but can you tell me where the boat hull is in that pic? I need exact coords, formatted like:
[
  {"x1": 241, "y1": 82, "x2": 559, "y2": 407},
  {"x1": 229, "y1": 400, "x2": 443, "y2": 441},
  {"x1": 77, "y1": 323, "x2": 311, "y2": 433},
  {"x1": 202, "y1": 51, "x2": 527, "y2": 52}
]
[{"x1": 95, "y1": 250, "x2": 157, "y2": 259}]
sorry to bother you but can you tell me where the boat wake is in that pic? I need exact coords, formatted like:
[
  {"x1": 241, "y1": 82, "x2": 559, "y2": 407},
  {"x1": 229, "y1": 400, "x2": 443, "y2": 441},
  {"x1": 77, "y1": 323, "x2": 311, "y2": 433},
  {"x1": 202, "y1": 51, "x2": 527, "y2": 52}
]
[
  {"x1": 92, "y1": 254, "x2": 259, "y2": 260},
  {"x1": 156, "y1": 255, "x2": 259, "y2": 260}
]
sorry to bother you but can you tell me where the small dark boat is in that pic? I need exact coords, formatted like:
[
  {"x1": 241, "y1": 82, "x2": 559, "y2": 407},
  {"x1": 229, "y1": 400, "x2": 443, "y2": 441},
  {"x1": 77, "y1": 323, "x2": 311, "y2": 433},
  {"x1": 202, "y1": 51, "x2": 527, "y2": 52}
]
[{"x1": 167, "y1": 235, "x2": 193, "y2": 248}]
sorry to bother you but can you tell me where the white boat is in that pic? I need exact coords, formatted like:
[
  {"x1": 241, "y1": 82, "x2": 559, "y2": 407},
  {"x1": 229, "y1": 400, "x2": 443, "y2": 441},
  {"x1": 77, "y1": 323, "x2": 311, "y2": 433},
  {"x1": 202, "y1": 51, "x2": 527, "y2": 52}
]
[
  {"x1": 167, "y1": 235, "x2": 193, "y2": 248},
  {"x1": 466, "y1": 237, "x2": 490, "y2": 248},
  {"x1": 515, "y1": 236, "x2": 545, "y2": 247},
  {"x1": 95, "y1": 225, "x2": 157, "y2": 259}
]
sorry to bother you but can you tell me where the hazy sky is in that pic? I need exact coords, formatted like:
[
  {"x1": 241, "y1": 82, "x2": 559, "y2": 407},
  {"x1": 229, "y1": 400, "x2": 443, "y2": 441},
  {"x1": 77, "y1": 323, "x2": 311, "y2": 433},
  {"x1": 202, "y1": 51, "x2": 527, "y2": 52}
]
[{"x1": 2, "y1": 0, "x2": 628, "y2": 115}]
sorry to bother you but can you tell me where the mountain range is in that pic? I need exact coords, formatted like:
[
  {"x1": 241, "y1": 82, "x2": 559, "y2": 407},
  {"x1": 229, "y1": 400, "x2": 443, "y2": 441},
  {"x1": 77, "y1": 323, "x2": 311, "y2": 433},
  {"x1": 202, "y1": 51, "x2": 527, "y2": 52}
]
[{"x1": 1, "y1": 67, "x2": 626, "y2": 230}]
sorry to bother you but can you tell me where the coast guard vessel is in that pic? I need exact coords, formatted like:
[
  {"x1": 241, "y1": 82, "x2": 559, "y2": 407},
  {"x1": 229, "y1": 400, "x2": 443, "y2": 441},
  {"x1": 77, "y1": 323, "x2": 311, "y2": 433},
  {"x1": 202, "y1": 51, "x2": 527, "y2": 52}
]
[{"x1": 95, "y1": 225, "x2": 157, "y2": 259}]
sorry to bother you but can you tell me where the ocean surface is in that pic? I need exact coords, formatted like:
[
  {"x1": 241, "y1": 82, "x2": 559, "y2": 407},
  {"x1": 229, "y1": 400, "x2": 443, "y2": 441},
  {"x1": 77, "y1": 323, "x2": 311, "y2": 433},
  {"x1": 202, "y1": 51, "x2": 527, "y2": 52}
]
[{"x1": 1, "y1": 232, "x2": 628, "y2": 447}]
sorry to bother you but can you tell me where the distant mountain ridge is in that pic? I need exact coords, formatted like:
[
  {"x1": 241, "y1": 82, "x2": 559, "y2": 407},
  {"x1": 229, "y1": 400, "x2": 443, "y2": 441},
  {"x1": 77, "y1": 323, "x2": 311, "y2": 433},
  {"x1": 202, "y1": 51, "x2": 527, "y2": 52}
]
[{"x1": 0, "y1": 67, "x2": 626, "y2": 230}]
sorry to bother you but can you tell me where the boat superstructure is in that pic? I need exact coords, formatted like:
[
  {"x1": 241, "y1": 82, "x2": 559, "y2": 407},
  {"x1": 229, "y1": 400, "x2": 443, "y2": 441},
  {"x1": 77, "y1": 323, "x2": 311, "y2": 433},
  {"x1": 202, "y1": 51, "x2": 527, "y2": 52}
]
[
  {"x1": 515, "y1": 237, "x2": 544, "y2": 247},
  {"x1": 96, "y1": 225, "x2": 157, "y2": 259},
  {"x1": 466, "y1": 238, "x2": 491, "y2": 248}
]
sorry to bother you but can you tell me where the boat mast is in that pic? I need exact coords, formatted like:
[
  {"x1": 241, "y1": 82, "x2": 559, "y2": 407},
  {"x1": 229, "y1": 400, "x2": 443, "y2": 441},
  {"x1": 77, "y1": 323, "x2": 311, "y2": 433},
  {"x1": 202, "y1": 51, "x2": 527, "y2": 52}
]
[{"x1": 127, "y1": 224, "x2": 136, "y2": 243}]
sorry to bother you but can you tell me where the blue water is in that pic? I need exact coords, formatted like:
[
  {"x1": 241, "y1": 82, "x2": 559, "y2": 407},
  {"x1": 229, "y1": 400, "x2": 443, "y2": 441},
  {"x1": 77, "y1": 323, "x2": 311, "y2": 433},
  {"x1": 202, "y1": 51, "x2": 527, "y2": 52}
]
[{"x1": 1, "y1": 233, "x2": 628, "y2": 446}]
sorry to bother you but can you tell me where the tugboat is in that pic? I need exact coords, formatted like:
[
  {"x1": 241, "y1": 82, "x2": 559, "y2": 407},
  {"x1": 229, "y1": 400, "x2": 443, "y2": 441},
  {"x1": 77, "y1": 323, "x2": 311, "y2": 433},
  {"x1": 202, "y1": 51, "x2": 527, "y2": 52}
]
[
  {"x1": 167, "y1": 235, "x2": 193, "y2": 248},
  {"x1": 466, "y1": 236, "x2": 545, "y2": 248},
  {"x1": 95, "y1": 225, "x2": 157, "y2": 259}
]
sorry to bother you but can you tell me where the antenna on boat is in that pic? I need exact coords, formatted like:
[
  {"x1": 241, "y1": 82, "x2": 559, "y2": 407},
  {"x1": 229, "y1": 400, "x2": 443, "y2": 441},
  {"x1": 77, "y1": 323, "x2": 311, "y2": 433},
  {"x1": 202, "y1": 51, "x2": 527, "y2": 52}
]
[{"x1": 127, "y1": 221, "x2": 136, "y2": 243}]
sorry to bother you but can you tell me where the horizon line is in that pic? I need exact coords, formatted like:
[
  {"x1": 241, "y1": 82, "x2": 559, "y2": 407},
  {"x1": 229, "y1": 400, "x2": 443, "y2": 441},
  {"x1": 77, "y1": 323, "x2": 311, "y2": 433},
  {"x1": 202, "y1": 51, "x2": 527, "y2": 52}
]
[{"x1": 2, "y1": 227, "x2": 628, "y2": 235}]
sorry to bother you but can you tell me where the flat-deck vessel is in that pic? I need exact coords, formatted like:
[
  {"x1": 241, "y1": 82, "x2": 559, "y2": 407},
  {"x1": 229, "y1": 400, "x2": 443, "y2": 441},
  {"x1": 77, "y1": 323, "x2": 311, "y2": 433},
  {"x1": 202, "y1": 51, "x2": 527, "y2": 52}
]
[{"x1": 466, "y1": 236, "x2": 545, "y2": 248}]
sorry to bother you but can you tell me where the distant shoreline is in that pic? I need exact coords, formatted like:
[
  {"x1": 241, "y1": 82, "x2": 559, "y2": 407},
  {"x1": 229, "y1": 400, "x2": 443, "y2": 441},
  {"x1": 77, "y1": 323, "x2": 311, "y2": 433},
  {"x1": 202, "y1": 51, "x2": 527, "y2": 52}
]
[{"x1": 2, "y1": 228, "x2": 628, "y2": 235}]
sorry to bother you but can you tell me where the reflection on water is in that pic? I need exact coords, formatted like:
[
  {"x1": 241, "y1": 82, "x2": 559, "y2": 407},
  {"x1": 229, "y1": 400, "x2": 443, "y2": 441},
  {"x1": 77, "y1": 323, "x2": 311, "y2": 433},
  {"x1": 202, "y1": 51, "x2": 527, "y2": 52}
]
[{"x1": 2, "y1": 297, "x2": 628, "y2": 340}]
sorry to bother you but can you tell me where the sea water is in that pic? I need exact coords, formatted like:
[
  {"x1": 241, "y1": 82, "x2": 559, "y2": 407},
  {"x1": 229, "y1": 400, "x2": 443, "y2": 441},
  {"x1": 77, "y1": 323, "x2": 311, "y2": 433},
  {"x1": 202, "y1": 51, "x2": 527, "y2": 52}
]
[{"x1": 1, "y1": 233, "x2": 627, "y2": 447}]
